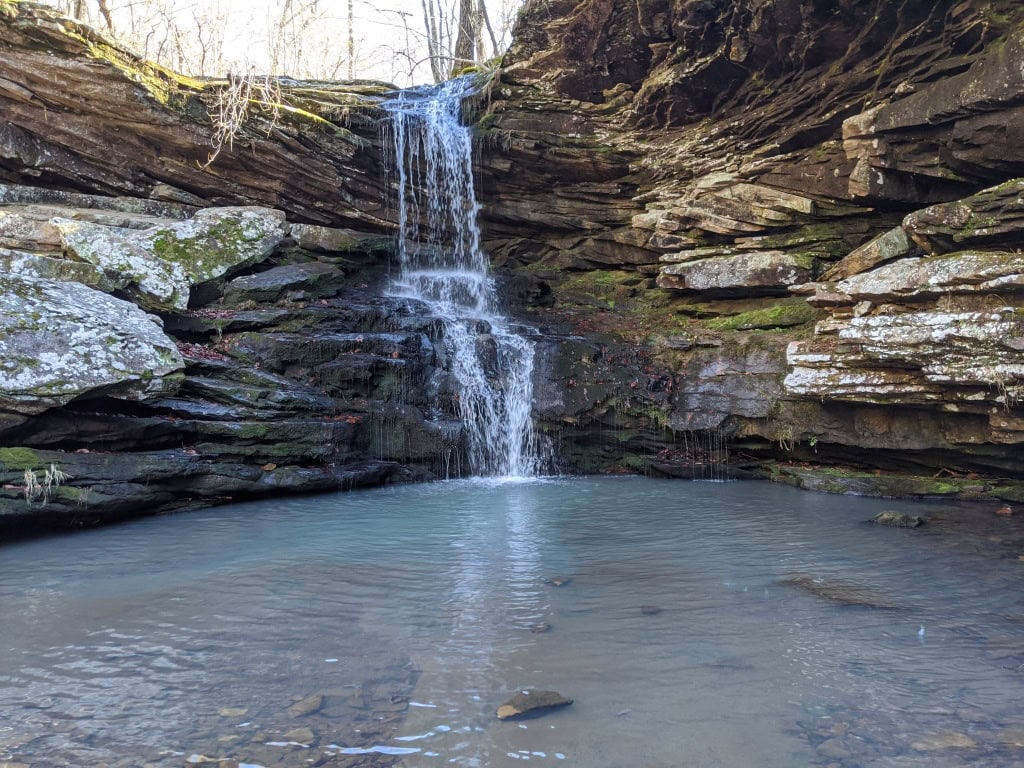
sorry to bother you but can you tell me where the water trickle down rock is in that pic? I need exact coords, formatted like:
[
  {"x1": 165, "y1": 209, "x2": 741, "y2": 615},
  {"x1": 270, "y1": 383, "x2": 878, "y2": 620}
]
[{"x1": 383, "y1": 78, "x2": 538, "y2": 477}]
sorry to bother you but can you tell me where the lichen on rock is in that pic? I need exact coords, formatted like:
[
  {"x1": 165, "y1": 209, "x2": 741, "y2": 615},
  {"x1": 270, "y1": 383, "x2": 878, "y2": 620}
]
[
  {"x1": 0, "y1": 273, "x2": 184, "y2": 415},
  {"x1": 54, "y1": 206, "x2": 289, "y2": 311}
]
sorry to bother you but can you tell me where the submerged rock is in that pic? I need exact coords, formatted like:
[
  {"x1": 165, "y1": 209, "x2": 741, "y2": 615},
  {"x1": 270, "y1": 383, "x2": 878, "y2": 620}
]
[
  {"x1": 282, "y1": 726, "x2": 314, "y2": 744},
  {"x1": 287, "y1": 694, "x2": 324, "y2": 717},
  {"x1": 911, "y1": 731, "x2": 977, "y2": 751},
  {"x1": 640, "y1": 605, "x2": 663, "y2": 615},
  {"x1": 871, "y1": 511, "x2": 925, "y2": 528},
  {"x1": 781, "y1": 574, "x2": 902, "y2": 609},
  {"x1": 496, "y1": 690, "x2": 573, "y2": 720},
  {"x1": 544, "y1": 576, "x2": 572, "y2": 587}
]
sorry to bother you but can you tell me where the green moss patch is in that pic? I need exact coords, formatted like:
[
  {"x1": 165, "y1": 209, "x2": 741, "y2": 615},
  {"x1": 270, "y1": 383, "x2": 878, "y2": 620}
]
[
  {"x1": 702, "y1": 299, "x2": 818, "y2": 331},
  {"x1": 0, "y1": 447, "x2": 39, "y2": 471}
]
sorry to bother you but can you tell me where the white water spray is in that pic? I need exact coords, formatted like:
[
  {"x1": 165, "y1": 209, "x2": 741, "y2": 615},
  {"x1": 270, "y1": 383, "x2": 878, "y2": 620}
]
[{"x1": 383, "y1": 78, "x2": 537, "y2": 478}]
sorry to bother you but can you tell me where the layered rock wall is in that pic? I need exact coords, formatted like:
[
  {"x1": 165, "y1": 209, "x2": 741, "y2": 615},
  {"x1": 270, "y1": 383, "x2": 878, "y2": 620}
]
[
  {"x1": 479, "y1": 0, "x2": 1024, "y2": 496},
  {"x1": 4, "y1": 0, "x2": 1024, "y2": 535}
]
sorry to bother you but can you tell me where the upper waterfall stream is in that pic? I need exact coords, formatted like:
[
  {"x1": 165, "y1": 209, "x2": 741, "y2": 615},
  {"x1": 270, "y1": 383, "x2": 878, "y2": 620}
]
[{"x1": 383, "y1": 78, "x2": 537, "y2": 478}]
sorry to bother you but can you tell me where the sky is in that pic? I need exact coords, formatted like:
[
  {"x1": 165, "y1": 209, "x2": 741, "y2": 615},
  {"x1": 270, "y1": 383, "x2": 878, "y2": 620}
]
[{"x1": 42, "y1": 0, "x2": 523, "y2": 86}]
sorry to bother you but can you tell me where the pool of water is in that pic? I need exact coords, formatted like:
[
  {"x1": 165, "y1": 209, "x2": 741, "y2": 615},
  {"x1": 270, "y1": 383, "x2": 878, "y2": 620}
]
[{"x1": 2, "y1": 477, "x2": 1024, "y2": 767}]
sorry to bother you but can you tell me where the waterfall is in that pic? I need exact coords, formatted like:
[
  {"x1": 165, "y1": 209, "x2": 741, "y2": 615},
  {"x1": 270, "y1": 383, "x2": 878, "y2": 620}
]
[{"x1": 383, "y1": 77, "x2": 537, "y2": 478}]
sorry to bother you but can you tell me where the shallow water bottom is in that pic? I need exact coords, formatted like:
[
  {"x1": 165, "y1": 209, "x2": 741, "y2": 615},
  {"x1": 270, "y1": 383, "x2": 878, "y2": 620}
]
[{"x1": 2, "y1": 477, "x2": 1024, "y2": 767}]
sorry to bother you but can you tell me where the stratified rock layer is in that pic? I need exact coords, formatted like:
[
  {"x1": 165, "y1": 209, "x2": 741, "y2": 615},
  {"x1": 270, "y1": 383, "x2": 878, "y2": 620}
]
[
  {"x1": 478, "y1": 0, "x2": 1024, "y2": 492},
  {"x1": 4, "y1": 0, "x2": 1024, "y2": 530}
]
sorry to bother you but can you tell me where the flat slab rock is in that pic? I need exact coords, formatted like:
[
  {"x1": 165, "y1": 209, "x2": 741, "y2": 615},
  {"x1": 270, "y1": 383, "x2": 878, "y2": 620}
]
[{"x1": 496, "y1": 690, "x2": 573, "y2": 720}]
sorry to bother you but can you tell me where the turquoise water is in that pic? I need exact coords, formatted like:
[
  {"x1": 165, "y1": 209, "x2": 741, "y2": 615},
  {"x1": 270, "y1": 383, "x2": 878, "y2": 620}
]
[{"x1": 2, "y1": 477, "x2": 1023, "y2": 767}]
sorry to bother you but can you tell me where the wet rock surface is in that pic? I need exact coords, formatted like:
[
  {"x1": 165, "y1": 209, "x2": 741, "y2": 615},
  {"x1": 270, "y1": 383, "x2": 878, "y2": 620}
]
[
  {"x1": 3, "y1": 0, "x2": 1024, "y2": 525},
  {"x1": 496, "y1": 690, "x2": 573, "y2": 721},
  {"x1": 872, "y1": 511, "x2": 926, "y2": 528},
  {"x1": 0, "y1": 181, "x2": 473, "y2": 535},
  {"x1": 479, "y1": 0, "x2": 1024, "y2": 490}
]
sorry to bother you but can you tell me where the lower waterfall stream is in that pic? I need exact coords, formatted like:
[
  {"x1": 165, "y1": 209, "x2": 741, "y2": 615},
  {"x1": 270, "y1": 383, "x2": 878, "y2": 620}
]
[{"x1": 383, "y1": 78, "x2": 537, "y2": 478}]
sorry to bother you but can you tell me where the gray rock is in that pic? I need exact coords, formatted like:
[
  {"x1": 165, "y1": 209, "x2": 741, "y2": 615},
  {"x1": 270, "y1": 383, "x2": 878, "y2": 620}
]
[
  {"x1": 223, "y1": 262, "x2": 346, "y2": 305},
  {"x1": 0, "y1": 247, "x2": 129, "y2": 293},
  {"x1": 55, "y1": 206, "x2": 288, "y2": 311},
  {"x1": 496, "y1": 690, "x2": 573, "y2": 720},
  {"x1": 0, "y1": 274, "x2": 184, "y2": 415},
  {"x1": 658, "y1": 251, "x2": 815, "y2": 294}
]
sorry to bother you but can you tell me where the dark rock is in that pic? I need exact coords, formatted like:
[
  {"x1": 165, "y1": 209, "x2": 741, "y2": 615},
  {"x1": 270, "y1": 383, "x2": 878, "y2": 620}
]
[
  {"x1": 871, "y1": 511, "x2": 925, "y2": 528},
  {"x1": 640, "y1": 605, "x2": 662, "y2": 615},
  {"x1": 223, "y1": 262, "x2": 347, "y2": 305},
  {"x1": 496, "y1": 690, "x2": 573, "y2": 721}
]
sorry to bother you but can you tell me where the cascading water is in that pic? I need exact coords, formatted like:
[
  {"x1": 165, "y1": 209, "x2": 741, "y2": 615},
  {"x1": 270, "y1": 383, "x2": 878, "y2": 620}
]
[{"x1": 383, "y1": 77, "x2": 538, "y2": 478}]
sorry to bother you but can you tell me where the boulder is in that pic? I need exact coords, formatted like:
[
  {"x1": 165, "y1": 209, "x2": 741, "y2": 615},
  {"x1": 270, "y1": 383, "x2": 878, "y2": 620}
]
[
  {"x1": 496, "y1": 690, "x2": 573, "y2": 720},
  {"x1": 820, "y1": 226, "x2": 916, "y2": 281},
  {"x1": 55, "y1": 206, "x2": 289, "y2": 311},
  {"x1": 0, "y1": 273, "x2": 184, "y2": 415},
  {"x1": 785, "y1": 310, "x2": 1024, "y2": 407},
  {"x1": 807, "y1": 250, "x2": 1024, "y2": 306},
  {"x1": 903, "y1": 179, "x2": 1024, "y2": 254}
]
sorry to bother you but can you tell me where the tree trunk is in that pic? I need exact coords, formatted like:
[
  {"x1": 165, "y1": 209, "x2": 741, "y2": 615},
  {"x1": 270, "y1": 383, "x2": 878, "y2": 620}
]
[{"x1": 451, "y1": 0, "x2": 475, "y2": 76}]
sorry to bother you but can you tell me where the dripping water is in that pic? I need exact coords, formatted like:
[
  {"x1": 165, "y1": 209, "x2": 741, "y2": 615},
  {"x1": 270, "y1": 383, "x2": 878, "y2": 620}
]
[{"x1": 383, "y1": 77, "x2": 538, "y2": 478}]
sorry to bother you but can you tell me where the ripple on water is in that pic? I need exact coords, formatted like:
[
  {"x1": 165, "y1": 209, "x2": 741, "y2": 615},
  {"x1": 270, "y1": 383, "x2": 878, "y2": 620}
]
[{"x1": 1, "y1": 477, "x2": 1023, "y2": 767}]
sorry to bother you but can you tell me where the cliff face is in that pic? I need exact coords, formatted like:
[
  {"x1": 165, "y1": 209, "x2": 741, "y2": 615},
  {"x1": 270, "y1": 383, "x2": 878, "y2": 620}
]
[
  {"x1": 3, "y1": 0, "x2": 1024, "y2": 535},
  {"x1": 479, "y1": 0, "x2": 1024, "y2": 496},
  {"x1": 0, "y1": 4, "x2": 480, "y2": 534}
]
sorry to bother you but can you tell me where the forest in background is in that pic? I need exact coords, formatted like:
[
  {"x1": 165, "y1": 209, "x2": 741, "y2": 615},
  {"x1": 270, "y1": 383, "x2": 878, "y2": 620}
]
[{"x1": 36, "y1": 0, "x2": 523, "y2": 85}]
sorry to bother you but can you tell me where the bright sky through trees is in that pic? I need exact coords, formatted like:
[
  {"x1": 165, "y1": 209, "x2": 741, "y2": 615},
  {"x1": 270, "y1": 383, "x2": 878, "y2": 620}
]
[{"x1": 39, "y1": 0, "x2": 523, "y2": 85}]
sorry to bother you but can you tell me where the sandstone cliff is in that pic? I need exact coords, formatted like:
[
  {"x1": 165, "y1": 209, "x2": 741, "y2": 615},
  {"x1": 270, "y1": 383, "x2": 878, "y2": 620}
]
[
  {"x1": 479, "y1": 0, "x2": 1024, "y2": 498},
  {"x1": 3, "y1": 0, "x2": 1024, "y2": 535}
]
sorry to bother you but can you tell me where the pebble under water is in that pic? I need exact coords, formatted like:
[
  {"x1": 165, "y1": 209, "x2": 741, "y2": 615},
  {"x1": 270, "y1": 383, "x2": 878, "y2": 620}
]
[{"x1": 2, "y1": 477, "x2": 1024, "y2": 767}]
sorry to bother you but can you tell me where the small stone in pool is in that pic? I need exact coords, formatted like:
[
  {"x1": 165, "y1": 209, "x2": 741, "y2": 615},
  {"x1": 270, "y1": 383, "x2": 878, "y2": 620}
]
[
  {"x1": 871, "y1": 511, "x2": 925, "y2": 528},
  {"x1": 287, "y1": 694, "x2": 324, "y2": 717},
  {"x1": 497, "y1": 690, "x2": 573, "y2": 720},
  {"x1": 283, "y1": 726, "x2": 314, "y2": 744}
]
